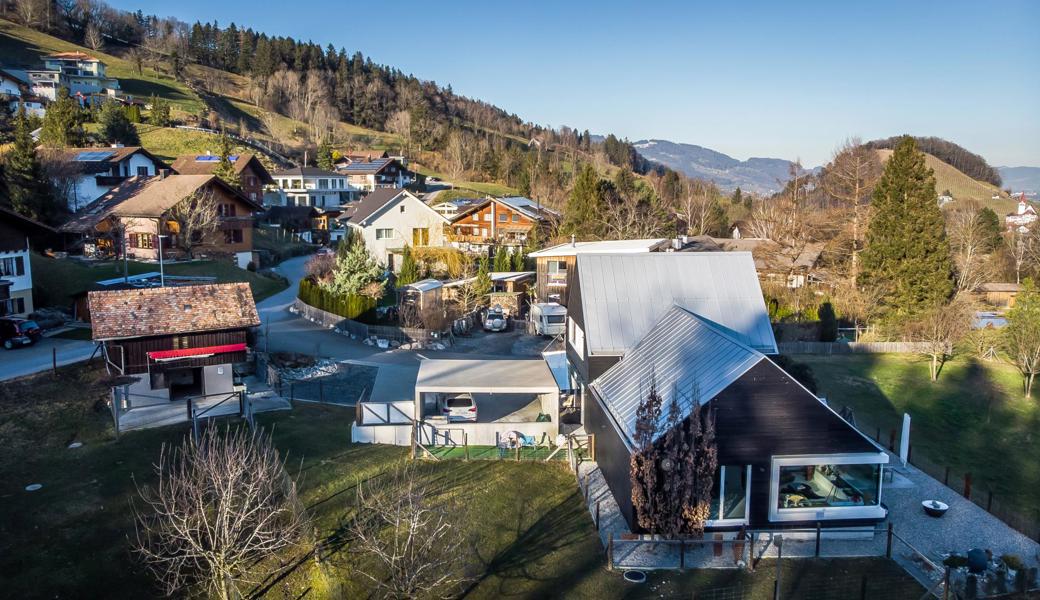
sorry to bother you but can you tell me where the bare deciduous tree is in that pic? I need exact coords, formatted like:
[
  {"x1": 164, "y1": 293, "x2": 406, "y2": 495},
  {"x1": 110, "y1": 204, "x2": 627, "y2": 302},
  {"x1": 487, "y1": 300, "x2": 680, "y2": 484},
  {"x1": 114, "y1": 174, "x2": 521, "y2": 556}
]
[
  {"x1": 385, "y1": 109, "x2": 411, "y2": 154},
  {"x1": 445, "y1": 131, "x2": 467, "y2": 181},
  {"x1": 84, "y1": 21, "x2": 104, "y2": 50},
  {"x1": 908, "y1": 299, "x2": 971, "y2": 381},
  {"x1": 39, "y1": 149, "x2": 84, "y2": 211},
  {"x1": 746, "y1": 196, "x2": 800, "y2": 243},
  {"x1": 947, "y1": 203, "x2": 996, "y2": 292},
  {"x1": 167, "y1": 188, "x2": 219, "y2": 258},
  {"x1": 349, "y1": 465, "x2": 473, "y2": 599},
  {"x1": 132, "y1": 427, "x2": 306, "y2": 600},
  {"x1": 821, "y1": 138, "x2": 882, "y2": 288}
]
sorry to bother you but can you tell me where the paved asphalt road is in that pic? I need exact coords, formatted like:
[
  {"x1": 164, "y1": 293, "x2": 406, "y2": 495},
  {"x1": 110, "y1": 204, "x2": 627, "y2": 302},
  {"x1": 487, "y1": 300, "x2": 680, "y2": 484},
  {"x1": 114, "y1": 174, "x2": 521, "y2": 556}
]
[{"x1": 0, "y1": 335, "x2": 97, "y2": 382}]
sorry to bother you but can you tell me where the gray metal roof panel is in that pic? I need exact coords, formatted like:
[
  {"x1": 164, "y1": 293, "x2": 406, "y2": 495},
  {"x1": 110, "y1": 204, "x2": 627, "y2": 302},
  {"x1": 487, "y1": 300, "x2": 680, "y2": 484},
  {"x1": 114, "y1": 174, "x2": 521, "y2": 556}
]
[
  {"x1": 576, "y1": 252, "x2": 777, "y2": 354},
  {"x1": 591, "y1": 305, "x2": 764, "y2": 445}
]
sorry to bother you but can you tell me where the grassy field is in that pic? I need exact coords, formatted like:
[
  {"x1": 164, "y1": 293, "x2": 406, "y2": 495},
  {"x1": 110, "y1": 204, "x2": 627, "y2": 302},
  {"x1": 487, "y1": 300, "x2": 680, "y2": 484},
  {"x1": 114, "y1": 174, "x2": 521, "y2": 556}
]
[
  {"x1": 0, "y1": 362, "x2": 925, "y2": 599},
  {"x1": 877, "y1": 149, "x2": 1014, "y2": 213},
  {"x1": 796, "y1": 353, "x2": 1040, "y2": 529},
  {"x1": 29, "y1": 253, "x2": 288, "y2": 309},
  {"x1": 414, "y1": 163, "x2": 519, "y2": 197},
  {"x1": 0, "y1": 19, "x2": 203, "y2": 114}
]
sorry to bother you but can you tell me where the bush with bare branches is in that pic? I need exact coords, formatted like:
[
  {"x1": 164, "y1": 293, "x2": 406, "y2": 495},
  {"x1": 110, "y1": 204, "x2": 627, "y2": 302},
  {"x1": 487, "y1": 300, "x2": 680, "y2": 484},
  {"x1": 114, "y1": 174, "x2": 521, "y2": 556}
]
[
  {"x1": 349, "y1": 464, "x2": 473, "y2": 599},
  {"x1": 132, "y1": 427, "x2": 307, "y2": 600}
]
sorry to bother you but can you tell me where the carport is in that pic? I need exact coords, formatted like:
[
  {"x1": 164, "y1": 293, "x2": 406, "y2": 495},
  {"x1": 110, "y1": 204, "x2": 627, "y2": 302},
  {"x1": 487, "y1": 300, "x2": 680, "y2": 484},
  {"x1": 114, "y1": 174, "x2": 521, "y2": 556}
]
[{"x1": 414, "y1": 358, "x2": 561, "y2": 446}]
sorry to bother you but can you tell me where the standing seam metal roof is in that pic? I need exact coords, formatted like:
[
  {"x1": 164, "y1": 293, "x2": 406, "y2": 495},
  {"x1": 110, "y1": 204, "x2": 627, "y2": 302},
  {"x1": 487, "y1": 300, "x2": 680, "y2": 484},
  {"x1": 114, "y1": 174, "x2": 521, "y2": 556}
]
[
  {"x1": 576, "y1": 252, "x2": 777, "y2": 355},
  {"x1": 591, "y1": 305, "x2": 764, "y2": 445}
]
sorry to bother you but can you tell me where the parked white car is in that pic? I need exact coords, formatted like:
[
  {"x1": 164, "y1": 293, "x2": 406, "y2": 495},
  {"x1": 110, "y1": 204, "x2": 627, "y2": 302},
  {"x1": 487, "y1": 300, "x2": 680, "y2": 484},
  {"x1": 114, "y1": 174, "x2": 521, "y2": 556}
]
[
  {"x1": 440, "y1": 393, "x2": 477, "y2": 422},
  {"x1": 483, "y1": 306, "x2": 508, "y2": 332}
]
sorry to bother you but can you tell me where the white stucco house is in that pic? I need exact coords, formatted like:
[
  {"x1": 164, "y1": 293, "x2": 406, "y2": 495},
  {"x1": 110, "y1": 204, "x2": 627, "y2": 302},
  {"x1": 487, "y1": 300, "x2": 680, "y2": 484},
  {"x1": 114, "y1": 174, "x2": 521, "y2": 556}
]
[
  {"x1": 1, "y1": 207, "x2": 53, "y2": 317},
  {"x1": 26, "y1": 52, "x2": 119, "y2": 102},
  {"x1": 341, "y1": 189, "x2": 448, "y2": 271},
  {"x1": 57, "y1": 146, "x2": 168, "y2": 212},
  {"x1": 270, "y1": 166, "x2": 358, "y2": 209}
]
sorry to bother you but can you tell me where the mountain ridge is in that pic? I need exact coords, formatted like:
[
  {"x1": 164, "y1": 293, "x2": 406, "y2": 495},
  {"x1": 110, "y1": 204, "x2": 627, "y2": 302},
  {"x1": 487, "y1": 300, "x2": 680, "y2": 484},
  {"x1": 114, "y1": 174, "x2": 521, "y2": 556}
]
[{"x1": 632, "y1": 139, "x2": 805, "y2": 194}]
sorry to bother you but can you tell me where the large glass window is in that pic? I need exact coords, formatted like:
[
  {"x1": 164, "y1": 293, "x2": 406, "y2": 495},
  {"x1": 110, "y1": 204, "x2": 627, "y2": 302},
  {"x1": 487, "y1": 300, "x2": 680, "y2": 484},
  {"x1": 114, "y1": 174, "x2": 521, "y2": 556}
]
[{"x1": 777, "y1": 463, "x2": 880, "y2": 510}]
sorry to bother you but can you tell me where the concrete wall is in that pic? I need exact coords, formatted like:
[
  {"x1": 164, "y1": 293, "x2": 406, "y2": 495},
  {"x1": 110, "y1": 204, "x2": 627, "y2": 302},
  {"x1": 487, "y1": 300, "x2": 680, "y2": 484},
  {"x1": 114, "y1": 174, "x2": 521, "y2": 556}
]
[{"x1": 126, "y1": 376, "x2": 170, "y2": 407}]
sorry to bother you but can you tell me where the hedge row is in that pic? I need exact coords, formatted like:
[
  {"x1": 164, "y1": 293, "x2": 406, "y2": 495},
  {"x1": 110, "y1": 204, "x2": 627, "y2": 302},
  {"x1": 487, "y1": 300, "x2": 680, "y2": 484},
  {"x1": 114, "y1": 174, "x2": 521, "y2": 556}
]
[{"x1": 298, "y1": 278, "x2": 377, "y2": 320}]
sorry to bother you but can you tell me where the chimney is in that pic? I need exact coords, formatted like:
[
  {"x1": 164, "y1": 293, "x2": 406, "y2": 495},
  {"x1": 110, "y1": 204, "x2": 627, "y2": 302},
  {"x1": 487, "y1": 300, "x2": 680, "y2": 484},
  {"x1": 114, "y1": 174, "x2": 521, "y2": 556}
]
[
  {"x1": 159, "y1": 168, "x2": 169, "y2": 180},
  {"x1": 110, "y1": 143, "x2": 124, "y2": 148},
  {"x1": 570, "y1": 234, "x2": 576, "y2": 247}
]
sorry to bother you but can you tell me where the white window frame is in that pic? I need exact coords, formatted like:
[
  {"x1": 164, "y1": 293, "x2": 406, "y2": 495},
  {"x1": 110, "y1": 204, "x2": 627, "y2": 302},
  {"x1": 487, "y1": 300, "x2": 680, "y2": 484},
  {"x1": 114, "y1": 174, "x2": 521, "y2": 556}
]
[
  {"x1": 375, "y1": 228, "x2": 394, "y2": 240},
  {"x1": 768, "y1": 453, "x2": 889, "y2": 523},
  {"x1": 704, "y1": 465, "x2": 753, "y2": 527}
]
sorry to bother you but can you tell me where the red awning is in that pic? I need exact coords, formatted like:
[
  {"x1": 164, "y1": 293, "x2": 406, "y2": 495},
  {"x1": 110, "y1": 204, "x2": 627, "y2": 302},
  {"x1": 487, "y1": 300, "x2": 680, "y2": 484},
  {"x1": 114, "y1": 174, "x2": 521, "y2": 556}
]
[{"x1": 147, "y1": 343, "x2": 247, "y2": 361}]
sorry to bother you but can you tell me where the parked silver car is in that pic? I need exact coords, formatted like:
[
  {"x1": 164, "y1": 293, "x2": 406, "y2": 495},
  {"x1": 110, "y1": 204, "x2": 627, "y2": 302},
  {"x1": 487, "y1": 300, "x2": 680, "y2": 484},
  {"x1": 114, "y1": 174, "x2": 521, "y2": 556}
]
[
  {"x1": 483, "y1": 306, "x2": 508, "y2": 332},
  {"x1": 440, "y1": 393, "x2": 477, "y2": 422}
]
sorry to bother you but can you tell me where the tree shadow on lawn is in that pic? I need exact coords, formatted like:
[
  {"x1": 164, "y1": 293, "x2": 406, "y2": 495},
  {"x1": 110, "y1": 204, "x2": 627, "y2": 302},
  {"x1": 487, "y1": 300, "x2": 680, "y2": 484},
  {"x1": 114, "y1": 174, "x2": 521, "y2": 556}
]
[{"x1": 460, "y1": 489, "x2": 604, "y2": 598}]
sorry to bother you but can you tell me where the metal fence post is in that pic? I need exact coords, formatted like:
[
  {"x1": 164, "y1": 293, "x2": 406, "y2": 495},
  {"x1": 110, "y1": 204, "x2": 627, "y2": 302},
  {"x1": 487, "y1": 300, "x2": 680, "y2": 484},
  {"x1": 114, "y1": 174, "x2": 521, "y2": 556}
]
[
  {"x1": 815, "y1": 522, "x2": 821, "y2": 557},
  {"x1": 748, "y1": 531, "x2": 755, "y2": 571},
  {"x1": 886, "y1": 523, "x2": 894, "y2": 559},
  {"x1": 944, "y1": 466, "x2": 950, "y2": 486},
  {"x1": 595, "y1": 500, "x2": 600, "y2": 530},
  {"x1": 774, "y1": 535, "x2": 783, "y2": 600},
  {"x1": 607, "y1": 532, "x2": 614, "y2": 571},
  {"x1": 964, "y1": 473, "x2": 972, "y2": 499},
  {"x1": 464, "y1": 432, "x2": 469, "y2": 461}
]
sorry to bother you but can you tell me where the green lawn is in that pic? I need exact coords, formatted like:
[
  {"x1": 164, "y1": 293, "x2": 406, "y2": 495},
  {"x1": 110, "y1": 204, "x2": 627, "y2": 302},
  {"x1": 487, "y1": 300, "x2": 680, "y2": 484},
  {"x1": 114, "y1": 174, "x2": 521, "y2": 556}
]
[
  {"x1": 413, "y1": 163, "x2": 519, "y2": 197},
  {"x1": 30, "y1": 253, "x2": 288, "y2": 309},
  {"x1": 0, "y1": 362, "x2": 925, "y2": 599},
  {"x1": 796, "y1": 353, "x2": 1040, "y2": 533}
]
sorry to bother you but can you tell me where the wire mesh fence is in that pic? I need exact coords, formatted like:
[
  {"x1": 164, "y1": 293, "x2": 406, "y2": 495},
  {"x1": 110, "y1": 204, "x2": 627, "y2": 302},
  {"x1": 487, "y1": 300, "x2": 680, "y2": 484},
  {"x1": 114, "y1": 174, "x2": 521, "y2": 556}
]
[{"x1": 843, "y1": 407, "x2": 1040, "y2": 543}]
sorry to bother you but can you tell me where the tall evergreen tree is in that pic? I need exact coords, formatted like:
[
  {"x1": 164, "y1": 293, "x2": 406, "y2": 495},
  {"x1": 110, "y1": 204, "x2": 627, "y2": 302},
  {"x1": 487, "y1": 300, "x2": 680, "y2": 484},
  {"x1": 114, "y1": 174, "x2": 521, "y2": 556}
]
[
  {"x1": 511, "y1": 246, "x2": 526, "y2": 271},
  {"x1": 0, "y1": 101, "x2": 14, "y2": 144},
  {"x1": 212, "y1": 129, "x2": 242, "y2": 189},
  {"x1": 860, "y1": 136, "x2": 953, "y2": 319},
  {"x1": 397, "y1": 245, "x2": 421, "y2": 286},
  {"x1": 492, "y1": 246, "x2": 510, "y2": 272},
  {"x1": 561, "y1": 163, "x2": 604, "y2": 238},
  {"x1": 40, "y1": 88, "x2": 84, "y2": 148},
  {"x1": 4, "y1": 106, "x2": 57, "y2": 222},
  {"x1": 472, "y1": 255, "x2": 492, "y2": 306},
  {"x1": 99, "y1": 100, "x2": 140, "y2": 145},
  {"x1": 731, "y1": 187, "x2": 743, "y2": 206},
  {"x1": 316, "y1": 137, "x2": 334, "y2": 171},
  {"x1": 148, "y1": 95, "x2": 171, "y2": 127}
]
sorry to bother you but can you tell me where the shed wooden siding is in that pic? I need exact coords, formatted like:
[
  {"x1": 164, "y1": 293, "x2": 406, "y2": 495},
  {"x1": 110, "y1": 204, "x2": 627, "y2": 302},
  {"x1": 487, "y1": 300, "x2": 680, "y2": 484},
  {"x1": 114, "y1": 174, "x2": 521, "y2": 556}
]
[
  {"x1": 535, "y1": 254, "x2": 576, "y2": 304},
  {"x1": 108, "y1": 329, "x2": 248, "y2": 374}
]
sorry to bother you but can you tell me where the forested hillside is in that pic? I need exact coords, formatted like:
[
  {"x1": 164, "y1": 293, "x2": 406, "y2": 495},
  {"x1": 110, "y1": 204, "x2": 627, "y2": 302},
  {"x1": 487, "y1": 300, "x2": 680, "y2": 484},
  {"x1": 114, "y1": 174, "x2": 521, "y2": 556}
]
[{"x1": 866, "y1": 135, "x2": 1002, "y2": 187}]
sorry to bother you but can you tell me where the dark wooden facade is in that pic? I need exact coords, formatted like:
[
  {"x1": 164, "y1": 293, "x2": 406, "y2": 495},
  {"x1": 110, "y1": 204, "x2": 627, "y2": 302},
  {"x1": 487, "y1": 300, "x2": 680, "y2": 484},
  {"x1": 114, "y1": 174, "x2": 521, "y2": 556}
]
[
  {"x1": 564, "y1": 265, "x2": 620, "y2": 384},
  {"x1": 106, "y1": 328, "x2": 249, "y2": 375},
  {"x1": 588, "y1": 359, "x2": 882, "y2": 532}
]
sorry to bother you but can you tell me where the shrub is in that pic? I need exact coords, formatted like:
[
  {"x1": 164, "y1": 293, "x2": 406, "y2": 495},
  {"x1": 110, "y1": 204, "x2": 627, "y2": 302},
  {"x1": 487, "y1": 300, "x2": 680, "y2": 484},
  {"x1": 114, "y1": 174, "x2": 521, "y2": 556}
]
[
  {"x1": 298, "y1": 277, "x2": 377, "y2": 320},
  {"x1": 246, "y1": 261, "x2": 257, "y2": 272}
]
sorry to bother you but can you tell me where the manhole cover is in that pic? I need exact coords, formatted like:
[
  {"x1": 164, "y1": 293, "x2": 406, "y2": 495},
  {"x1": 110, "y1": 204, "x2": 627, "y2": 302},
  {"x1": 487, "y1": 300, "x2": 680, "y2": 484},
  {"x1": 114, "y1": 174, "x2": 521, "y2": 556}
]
[
  {"x1": 25, "y1": 484, "x2": 42, "y2": 492},
  {"x1": 623, "y1": 570, "x2": 646, "y2": 584},
  {"x1": 68, "y1": 442, "x2": 83, "y2": 449}
]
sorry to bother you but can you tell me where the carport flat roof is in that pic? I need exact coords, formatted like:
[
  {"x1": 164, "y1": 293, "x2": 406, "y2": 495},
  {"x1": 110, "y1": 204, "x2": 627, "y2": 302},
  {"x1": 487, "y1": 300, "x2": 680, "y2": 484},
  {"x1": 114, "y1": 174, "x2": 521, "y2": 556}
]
[{"x1": 415, "y1": 359, "x2": 559, "y2": 393}]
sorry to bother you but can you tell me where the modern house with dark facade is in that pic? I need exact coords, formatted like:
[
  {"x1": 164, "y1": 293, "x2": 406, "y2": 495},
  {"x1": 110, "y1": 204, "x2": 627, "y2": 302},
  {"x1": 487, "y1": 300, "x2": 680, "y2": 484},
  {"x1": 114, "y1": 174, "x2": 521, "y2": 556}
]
[
  {"x1": 90, "y1": 283, "x2": 260, "y2": 407},
  {"x1": 568, "y1": 252, "x2": 887, "y2": 533}
]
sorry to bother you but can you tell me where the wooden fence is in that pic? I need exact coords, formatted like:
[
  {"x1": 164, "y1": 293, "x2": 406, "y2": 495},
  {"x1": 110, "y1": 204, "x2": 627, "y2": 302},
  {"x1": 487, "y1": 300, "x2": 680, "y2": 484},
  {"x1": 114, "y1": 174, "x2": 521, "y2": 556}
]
[{"x1": 778, "y1": 341, "x2": 929, "y2": 354}]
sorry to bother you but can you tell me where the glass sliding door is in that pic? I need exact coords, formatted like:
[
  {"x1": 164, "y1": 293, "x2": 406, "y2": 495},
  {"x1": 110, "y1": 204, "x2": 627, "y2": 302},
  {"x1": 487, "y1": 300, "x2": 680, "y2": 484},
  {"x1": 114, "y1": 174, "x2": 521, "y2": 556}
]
[{"x1": 706, "y1": 465, "x2": 751, "y2": 525}]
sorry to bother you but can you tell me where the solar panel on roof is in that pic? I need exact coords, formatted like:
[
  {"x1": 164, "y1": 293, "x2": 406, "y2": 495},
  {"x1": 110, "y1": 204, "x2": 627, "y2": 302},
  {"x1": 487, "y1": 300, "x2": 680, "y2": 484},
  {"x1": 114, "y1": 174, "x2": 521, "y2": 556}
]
[
  {"x1": 75, "y1": 151, "x2": 115, "y2": 162},
  {"x1": 195, "y1": 155, "x2": 219, "y2": 162}
]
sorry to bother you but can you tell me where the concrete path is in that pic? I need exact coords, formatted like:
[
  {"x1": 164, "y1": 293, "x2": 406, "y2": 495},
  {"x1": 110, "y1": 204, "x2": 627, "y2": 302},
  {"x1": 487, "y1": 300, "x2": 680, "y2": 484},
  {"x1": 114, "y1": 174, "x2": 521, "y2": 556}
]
[
  {"x1": 580, "y1": 450, "x2": 1040, "y2": 587},
  {"x1": 0, "y1": 336, "x2": 97, "y2": 382}
]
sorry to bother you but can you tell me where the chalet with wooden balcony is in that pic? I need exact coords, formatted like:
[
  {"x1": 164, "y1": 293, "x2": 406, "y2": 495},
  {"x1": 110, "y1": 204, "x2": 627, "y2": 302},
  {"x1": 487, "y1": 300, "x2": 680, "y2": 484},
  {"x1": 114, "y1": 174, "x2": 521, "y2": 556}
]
[
  {"x1": 60, "y1": 173, "x2": 263, "y2": 268},
  {"x1": 448, "y1": 196, "x2": 558, "y2": 251},
  {"x1": 90, "y1": 283, "x2": 260, "y2": 407}
]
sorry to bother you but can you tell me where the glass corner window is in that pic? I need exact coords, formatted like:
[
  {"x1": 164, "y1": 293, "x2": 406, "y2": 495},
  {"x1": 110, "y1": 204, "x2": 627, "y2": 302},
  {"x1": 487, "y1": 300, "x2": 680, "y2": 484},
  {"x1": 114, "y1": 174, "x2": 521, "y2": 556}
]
[{"x1": 777, "y1": 463, "x2": 880, "y2": 510}]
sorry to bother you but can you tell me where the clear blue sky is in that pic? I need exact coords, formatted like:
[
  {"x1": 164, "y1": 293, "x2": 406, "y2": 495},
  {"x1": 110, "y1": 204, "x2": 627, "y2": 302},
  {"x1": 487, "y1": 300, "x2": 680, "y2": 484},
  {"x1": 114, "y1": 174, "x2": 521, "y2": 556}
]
[{"x1": 109, "y1": 0, "x2": 1039, "y2": 167}]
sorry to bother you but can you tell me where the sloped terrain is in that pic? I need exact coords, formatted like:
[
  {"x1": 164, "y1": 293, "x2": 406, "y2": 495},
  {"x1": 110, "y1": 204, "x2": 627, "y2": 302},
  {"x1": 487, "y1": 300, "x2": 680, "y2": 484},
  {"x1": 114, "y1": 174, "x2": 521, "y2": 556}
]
[{"x1": 877, "y1": 149, "x2": 1014, "y2": 213}]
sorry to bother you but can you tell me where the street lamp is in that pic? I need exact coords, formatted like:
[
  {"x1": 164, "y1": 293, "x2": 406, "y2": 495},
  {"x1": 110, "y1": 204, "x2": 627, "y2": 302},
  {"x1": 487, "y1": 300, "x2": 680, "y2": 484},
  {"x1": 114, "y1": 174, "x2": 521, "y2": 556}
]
[{"x1": 156, "y1": 232, "x2": 168, "y2": 287}]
